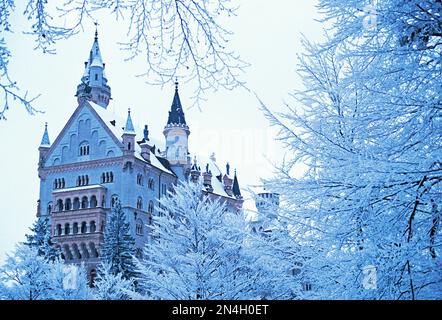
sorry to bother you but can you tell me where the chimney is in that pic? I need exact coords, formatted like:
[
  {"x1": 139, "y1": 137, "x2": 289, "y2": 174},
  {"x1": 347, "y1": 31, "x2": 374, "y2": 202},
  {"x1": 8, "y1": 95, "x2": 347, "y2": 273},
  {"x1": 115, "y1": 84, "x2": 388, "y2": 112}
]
[
  {"x1": 140, "y1": 141, "x2": 150, "y2": 163},
  {"x1": 202, "y1": 164, "x2": 213, "y2": 192}
]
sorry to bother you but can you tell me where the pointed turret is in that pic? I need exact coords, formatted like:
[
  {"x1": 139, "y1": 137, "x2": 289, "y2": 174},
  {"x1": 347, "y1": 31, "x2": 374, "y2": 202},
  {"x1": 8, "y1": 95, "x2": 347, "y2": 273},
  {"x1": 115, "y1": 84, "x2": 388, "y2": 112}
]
[
  {"x1": 167, "y1": 81, "x2": 187, "y2": 125},
  {"x1": 76, "y1": 25, "x2": 111, "y2": 108},
  {"x1": 163, "y1": 80, "x2": 190, "y2": 174},
  {"x1": 122, "y1": 109, "x2": 136, "y2": 156},
  {"x1": 124, "y1": 108, "x2": 135, "y2": 134},
  {"x1": 38, "y1": 123, "x2": 51, "y2": 170},
  {"x1": 232, "y1": 169, "x2": 242, "y2": 199},
  {"x1": 40, "y1": 122, "x2": 50, "y2": 147}
]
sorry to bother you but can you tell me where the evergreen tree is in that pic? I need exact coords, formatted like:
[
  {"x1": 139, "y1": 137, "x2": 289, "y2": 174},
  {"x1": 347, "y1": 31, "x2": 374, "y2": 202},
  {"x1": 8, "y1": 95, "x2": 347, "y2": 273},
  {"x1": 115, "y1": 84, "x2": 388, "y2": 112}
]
[
  {"x1": 100, "y1": 200, "x2": 137, "y2": 280},
  {"x1": 24, "y1": 217, "x2": 60, "y2": 262}
]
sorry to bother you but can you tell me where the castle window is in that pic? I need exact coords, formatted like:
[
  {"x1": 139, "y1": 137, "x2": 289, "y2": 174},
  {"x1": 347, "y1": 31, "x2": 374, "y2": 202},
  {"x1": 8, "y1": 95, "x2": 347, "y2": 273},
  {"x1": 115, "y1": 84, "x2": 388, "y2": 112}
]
[
  {"x1": 81, "y1": 196, "x2": 88, "y2": 209},
  {"x1": 73, "y1": 222, "x2": 79, "y2": 234},
  {"x1": 90, "y1": 221, "x2": 96, "y2": 233},
  {"x1": 81, "y1": 222, "x2": 87, "y2": 234},
  {"x1": 64, "y1": 223, "x2": 70, "y2": 235},
  {"x1": 56, "y1": 224, "x2": 62, "y2": 236},
  {"x1": 136, "y1": 219, "x2": 143, "y2": 236},
  {"x1": 128, "y1": 142, "x2": 131, "y2": 150},
  {"x1": 79, "y1": 142, "x2": 90, "y2": 156},
  {"x1": 73, "y1": 197, "x2": 80, "y2": 210},
  {"x1": 148, "y1": 178, "x2": 155, "y2": 191},
  {"x1": 101, "y1": 172, "x2": 114, "y2": 184},
  {"x1": 65, "y1": 198, "x2": 72, "y2": 211},
  {"x1": 95, "y1": 74, "x2": 98, "y2": 81},
  {"x1": 137, "y1": 174, "x2": 143, "y2": 185},
  {"x1": 303, "y1": 283, "x2": 312, "y2": 291},
  {"x1": 54, "y1": 178, "x2": 65, "y2": 189},
  {"x1": 77, "y1": 175, "x2": 89, "y2": 186},
  {"x1": 137, "y1": 197, "x2": 143, "y2": 210},
  {"x1": 90, "y1": 195, "x2": 98, "y2": 208},
  {"x1": 56, "y1": 199, "x2": 63, "y2": 212},
  {"x1": 111, "y1": 195, "x2": 119, "y2": 208},
  {"x1": 148, "y1": 201, "x2": 154, "y2": 214}
]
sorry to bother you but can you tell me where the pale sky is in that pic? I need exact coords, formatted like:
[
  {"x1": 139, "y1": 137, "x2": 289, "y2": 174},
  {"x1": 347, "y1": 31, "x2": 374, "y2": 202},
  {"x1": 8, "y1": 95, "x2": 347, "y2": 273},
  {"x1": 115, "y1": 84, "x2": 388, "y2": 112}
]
[{"x1": 0, "y1": 1, "x2": 324, "y2": 262}]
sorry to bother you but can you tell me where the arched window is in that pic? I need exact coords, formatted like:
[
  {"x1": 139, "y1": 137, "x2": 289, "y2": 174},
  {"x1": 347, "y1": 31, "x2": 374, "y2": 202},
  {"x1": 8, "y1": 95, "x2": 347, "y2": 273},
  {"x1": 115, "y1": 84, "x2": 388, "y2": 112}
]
[
  {"x1": 65, "y1": 198, "x2": 72, "y2": 211},
  {"x1": 148, "y1": 201, "x2": 154, "y2": 214},
  {"x1": 106, "y1": 172, "x2": 109, "y2": 183},
  {"x1": 81, "y1": 196, "x2": 88, "y2": 209},
  {"x1": 90, "y1": 221, "x2": 96, "y2": 233},
  {"x1": 64, "y1": 223, "x2": 70, "y2": 235},
  {"x1": 79, "y1": 141, "x2": 90, "y2": 156},
  {"x1": 47, "y1": 202, "x2": 52, "y2": 215},
  {"x1": 101, "y1": 173, "x2": 105, "y2": 184},
  {"x1": 81, "y1": 221, "x2": 87, "y2": 234},
  {"x1": 73, "y1": 222, "x2": 79, "y2": 234},
  {"x1": 73, "y1": 197, "x2": 80, "y2": 210},
  {"x1": 90, "y1": 195, "x2": 97, "y2": 208},
  {"x1": 137, "y1": 174, "x2": 143, "y2": 185},
  {"x1": 137, "y1": 197, "x2": 143, "y2": 210},
  {"x1": 54, "y1": 180, "x2": 58, "y2": 189},
  {"x1": 110, "y1": 172, "x2": 113, "y2": 182},
  {"x1": 136, "y1": 219, "x2": 143, "y2": 235},
  {"x1": 85, "y1": 175, "x2": 89, "y2": 185},
  {"x1": 148, "y1": 178, "x2": 155, "y2": 190},
  {"x1": 128, "y1": 142, "x2": 131, "y2": 150},
  {"x1": 111, "y1": 195, "x2": 119, "y2": 208},
  {"x1": 57, "y1": 199, "x2": 63, "y2": 212},
  {"x1": 56, "y1": 224, "x2": 62, "y2": 236},
  {"x1": 61, "y1": 178, "x2": 65, "y2": 188}
]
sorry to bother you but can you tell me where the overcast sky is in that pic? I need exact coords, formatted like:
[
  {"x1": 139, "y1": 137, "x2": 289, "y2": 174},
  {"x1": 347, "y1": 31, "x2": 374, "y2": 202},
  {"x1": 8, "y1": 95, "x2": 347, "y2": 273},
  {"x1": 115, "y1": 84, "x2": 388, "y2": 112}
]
[{"x1": 0, "y1": 1, "x2": 324, "y2": 262}]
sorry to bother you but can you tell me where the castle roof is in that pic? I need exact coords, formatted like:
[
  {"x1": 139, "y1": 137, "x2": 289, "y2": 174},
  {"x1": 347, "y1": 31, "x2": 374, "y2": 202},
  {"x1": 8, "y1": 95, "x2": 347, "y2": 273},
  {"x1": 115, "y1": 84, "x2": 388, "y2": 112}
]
[
  {"x1": 166, "y1": 81, "x2": 187, "y2": 126},
  {"x1": 40, "y1": 123, "x2": 50, "y2": 146}
]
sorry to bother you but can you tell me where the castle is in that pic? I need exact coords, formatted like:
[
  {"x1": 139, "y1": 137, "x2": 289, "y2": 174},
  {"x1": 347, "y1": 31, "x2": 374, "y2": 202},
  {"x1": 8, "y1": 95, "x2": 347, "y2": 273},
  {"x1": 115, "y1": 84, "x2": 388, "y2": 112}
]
[{"x1": 36, "y1": 30, "x2": 244, "y2": 283}]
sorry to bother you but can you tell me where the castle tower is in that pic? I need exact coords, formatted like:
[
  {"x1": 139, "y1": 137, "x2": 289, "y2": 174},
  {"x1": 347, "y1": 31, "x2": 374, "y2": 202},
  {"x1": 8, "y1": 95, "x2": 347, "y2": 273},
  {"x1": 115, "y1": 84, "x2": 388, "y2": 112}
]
[
  {"x1": 76, "y1": 27, "x2": 111, "y2": 108},
  {"x1": 163, "y1": 81, "x2": 190, "y2": 180}
]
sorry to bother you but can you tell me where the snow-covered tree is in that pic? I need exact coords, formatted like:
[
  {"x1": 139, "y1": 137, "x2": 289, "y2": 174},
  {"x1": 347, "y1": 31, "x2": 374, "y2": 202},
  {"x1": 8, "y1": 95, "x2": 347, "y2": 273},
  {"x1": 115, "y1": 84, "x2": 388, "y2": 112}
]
[
  {"x1": 262, "y1": 0, "x2": 442, "y2": 299},
  {"x1": 94, "y1": 262, "x2": 136, "y2": 300},
  {"x1": 0, "y1": 244, "x2": 91, "y2": 300},
  {"x1": 100, "y1": 200, "x2": 137, "y2": 280},
  {"x1": 24, "y1": 217, "x2": 60, "y2": 262},
  {"x1": 136, "y1": 181, "x2": 261, "y2": 300},
  {"x1": 0, "y1": 0, "x2": 247, "y2": 119}
]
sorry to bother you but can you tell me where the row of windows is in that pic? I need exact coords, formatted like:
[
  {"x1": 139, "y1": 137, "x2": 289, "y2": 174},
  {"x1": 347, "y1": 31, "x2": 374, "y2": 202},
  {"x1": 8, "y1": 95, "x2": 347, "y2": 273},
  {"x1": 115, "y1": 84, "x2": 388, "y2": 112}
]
[
  {"x1": 54, "y1": 178, "x2": 65, "y2": 189},
  {"x1": 135, "y1": 196, "x2": 155, "y2": 214},
  {"x1": 77, "y1": 175, "x2": 89, "y2": 186},
  {"x1": 101, "y1": 172, "x2": 114, "y2": 183},
  {"x1": 56, "y1": 221, "x2": 99, "y2": 236},
  {"x1": 54, "y1": 196, "x2": 99, "y2": 212}
]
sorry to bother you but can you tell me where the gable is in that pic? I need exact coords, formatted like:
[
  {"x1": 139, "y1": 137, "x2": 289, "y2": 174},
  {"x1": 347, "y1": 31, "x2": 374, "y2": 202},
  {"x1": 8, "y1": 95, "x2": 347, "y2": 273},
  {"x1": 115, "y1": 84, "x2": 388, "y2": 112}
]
[{"x1": 44, "y1": 103, "x2": 123, "y2": 167}]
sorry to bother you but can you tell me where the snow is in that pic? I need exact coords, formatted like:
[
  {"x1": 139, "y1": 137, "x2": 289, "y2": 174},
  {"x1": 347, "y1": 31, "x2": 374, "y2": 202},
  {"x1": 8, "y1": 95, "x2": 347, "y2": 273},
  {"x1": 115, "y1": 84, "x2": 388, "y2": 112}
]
[
  {"x1": 88, "y1": 101, "x2": 173, "y2": 175},
  {"x1": 52, "y1": 184, "x2": 105, "y2": 193}
]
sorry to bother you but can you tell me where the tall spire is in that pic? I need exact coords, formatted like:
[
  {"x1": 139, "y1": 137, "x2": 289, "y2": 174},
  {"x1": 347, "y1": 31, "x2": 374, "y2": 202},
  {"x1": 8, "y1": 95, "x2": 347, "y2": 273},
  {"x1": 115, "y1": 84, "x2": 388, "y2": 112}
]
[
  {"x1": 124, "y1": 108, "x2": 135, "y2": 134},
  {"x1": 76, "y1": 25, "x2": 111, "y2": 108},
  {"x1": 40, "y1": 122, "x2": 50, "y2": 146},
  {"x1": 232, "y1": 169, "x2": 242, "y2": 198},
  {"x1": 167, "y1": 79, "x2": 187, "y2": 125}
]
